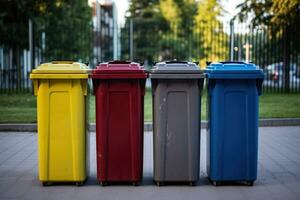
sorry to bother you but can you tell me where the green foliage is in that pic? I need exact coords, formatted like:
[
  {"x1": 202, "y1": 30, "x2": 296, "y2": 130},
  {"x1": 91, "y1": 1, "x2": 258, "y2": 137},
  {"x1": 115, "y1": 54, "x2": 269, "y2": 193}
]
[
  {"x1": 194, "y1": 0, "x2": 227, "y2": 66},
  {"x1": 157, "y1": 0, "x2": 199, "y2": 61},
  {"x1": 36, "y1": 0, "x2": 92, "y2": 61},
  {"x1": 0, "y1": 0, "x2": 92, "y2": 61},
  {"x1": 122, "y1": 0, "x2": 227, "y2": 65},
  {"x1": 158, "y1": 29, "x2": 191, "y2": 60},
  {"x1": 270, "y1": 0, "x2": 300, "y2": 26},
  {"x1": 237, "y1": 0, "x2": 300, "y2": 68},
  {"x1": 0, "y1": 0, "x2": 35, "y2": 48},
  {"x1": 237, "y1": 0, "x2": 300, "y2": 27},
  {"x1": 121, "y1": 0, "x2": 169, "y2": 62}
]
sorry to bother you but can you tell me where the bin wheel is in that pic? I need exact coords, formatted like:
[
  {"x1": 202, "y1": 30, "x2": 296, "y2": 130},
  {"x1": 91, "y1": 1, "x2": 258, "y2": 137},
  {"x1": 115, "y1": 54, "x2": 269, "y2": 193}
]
[
  {"x1": 132, "y1": 181, "x2": 140, "y2": 186},
  {"x1": 246, "y1": 181, "x2": 254, "y2": 186},
  {"x1": 99, "y1": 181, "x2": 108, "y2": 186},
  {"x1": 189, "y1": 181, "x2": 196, "y2": 186},
  {"x1": 156, "y1": 181, "x2": 164, "y2": 186},
  {"x1": 42, "y1": 181, "x2": 51, "y2": 186},
  {"x1": 76, "y1": 181, "x2": 84, "y2": 186},
  {"x1": 212, "y1": 181, "x2": 221, "y2": 186}
]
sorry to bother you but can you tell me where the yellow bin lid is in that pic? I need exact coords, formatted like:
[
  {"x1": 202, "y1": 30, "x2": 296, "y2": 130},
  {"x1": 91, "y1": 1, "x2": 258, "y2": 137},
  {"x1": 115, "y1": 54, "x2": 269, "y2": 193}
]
[{"x1": 30, "y1": 61, "x2": 89, "y2": 79}]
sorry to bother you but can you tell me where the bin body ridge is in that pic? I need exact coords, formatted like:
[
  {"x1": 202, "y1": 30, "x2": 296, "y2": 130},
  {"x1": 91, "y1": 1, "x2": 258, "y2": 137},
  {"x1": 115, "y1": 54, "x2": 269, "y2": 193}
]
[
  {"x1": 206, "y1": 62, "x2": 264, "y2": 184},
  {"x1": 152, "y1": 79, "x2": 202, "y2": 181},
  {"x1": 95, "y1": 79, "x2": 145, "y2": 182},
  {"x1": 30, "y1": 61, "x2": 89, "y2": 184},
  {"x1": 92, "y1": 61, "x2": 147, "y2": 183},
  {"x1": 37, "y1": 79, "x2": 87, "y2": 181},
  {"x1": 150, "y1": 61, "x2": 204, "y2": 184},
  {"x1": 207, "y1": 79, "x2": 259, "y2": 181}
]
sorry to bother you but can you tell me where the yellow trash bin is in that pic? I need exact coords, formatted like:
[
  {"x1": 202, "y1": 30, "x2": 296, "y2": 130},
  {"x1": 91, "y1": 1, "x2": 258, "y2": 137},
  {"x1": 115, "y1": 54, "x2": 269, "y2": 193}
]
[{"x1": 30, "y1": 61, "x2": 89, "y2": 186}]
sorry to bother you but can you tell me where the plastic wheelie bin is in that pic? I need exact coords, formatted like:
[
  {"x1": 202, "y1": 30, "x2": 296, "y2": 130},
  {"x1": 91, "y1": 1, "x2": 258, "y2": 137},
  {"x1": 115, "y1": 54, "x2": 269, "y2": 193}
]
[
  {"x1": 30, "y1": 61, "x2": 89, "y2": 186},
  {"x1": 205, "y1": 62, "x2": 264, "y2": 186},
  {"x1": 150, "y1": 61, "x2": 204, "y2": 186},
  {"x1": 91, "y1": 61, "x2": 147, "y2": 186}
]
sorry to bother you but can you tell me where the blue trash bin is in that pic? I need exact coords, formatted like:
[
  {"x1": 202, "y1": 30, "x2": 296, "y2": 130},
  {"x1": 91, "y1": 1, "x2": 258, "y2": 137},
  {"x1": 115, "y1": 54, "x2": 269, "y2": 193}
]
[{"x1": 205, "y1": 62, "x2": 264, "y2": 186}]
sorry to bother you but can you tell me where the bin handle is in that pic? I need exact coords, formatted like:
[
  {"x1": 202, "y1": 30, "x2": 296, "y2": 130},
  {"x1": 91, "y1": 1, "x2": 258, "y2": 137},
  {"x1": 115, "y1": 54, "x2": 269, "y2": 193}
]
[
  {"x1": 81, "y1": 80, "x2": 87, "y2": 96},
  {"x1": 51, "y1": 61, "x2": 74, "y2": 64},
  {"x1": 165, "y1": 60, "x2": 188, "y2": 64},
  {"x1": 220, "y1": 61, "x2": 246, "y2": 65},
  {"x1": 108, "y1": 60, "x2": 131, "y2": 64},
  {"x1": 32, "y1": 80, "x2": 39, "y2": 96},
  {"x1": 256, "y1": 78, "x2": 263, "y2": 96}
]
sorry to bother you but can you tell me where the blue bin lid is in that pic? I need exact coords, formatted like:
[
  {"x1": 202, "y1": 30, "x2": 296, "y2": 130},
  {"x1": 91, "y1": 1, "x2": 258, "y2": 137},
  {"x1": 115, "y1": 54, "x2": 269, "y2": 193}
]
[{"x1": 205, "y1": 62, "x2": 265, "y2": 79}]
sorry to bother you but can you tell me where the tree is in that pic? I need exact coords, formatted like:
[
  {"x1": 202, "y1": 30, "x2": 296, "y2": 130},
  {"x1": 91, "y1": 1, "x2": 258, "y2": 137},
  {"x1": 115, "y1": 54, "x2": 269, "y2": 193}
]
[
  {"x1": 122, "y1": 0, "x2": 169, "y2": 63},
  {"x1": 0, "y1": 0, "x2": 39, "y2": 48},
  {"x1": 159, "y1": 0, "x2": 181, "y2": 29},
  {"x1": 194, "y1": 0, "x2": 227, "y2": 67},
  {"x1": 37, "y1": 0, "x2": 92, "y2": 61},
  {"x1": 122, "y1": 0, "x2": 225, "y2": 64},
  {"x1": 237, "y1": 0, "x2": 300, "y2": 27},
  {"x1": 160, "y1": 0, "x2": 198, "y2": 31},
  {"x1": 0, "y1": 0, "x2": 92, "y2": 61},
  {"x1": 157, "y1": 0, "x2": 199, "y2": 61},
  {"x1": 175, "y1": 0, "x2": 198, "y2": 33},
  {"x1": 237, "y1": 0, "x2": 300, "y2": 92}
]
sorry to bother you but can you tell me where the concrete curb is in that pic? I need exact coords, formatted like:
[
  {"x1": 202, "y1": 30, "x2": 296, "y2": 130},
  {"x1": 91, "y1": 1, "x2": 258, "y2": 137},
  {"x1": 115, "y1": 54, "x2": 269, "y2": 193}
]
[
  {"x1": 0, "y1": 123, "x2": 37, "y2": 132},
  {"x1": 1, "y1": 118, "x2": 300, "y2": 132},
  {"x1": 259, "y1": 118, "x2": 300, "y2": 127}
]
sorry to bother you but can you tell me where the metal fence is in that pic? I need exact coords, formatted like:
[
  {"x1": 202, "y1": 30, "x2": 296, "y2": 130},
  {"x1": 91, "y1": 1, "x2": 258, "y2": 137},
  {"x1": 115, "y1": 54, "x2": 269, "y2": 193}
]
[
  {"x1": 230, "y1": 23, "x2": 300, "y2": 93},
  {"x1": 0, "y1": 47, "x2": 32, "y2": 93},
  {"x1": 120, "y1": 20, "x2": 300, "y2": 93},
  {"x1": 0, "y1": 18, "x2": 92, "y2": 93},
  {"x1": 1, "y1": 19, "x2": 299, "y2": 93}
]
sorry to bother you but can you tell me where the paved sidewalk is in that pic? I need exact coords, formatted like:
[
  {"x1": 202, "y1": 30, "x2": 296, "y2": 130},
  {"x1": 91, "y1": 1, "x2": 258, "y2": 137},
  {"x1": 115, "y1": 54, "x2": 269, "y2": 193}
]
[{"x1": 0, "y1": 126, "x2": 300, "y2": 200}]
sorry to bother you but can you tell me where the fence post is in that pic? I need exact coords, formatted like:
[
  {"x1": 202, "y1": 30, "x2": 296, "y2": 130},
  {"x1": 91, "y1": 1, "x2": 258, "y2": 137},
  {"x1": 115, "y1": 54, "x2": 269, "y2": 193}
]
[
  {"x1": 129, "y1": 18, "x2": 133, "y2": 61},
  {"x1": 28, "y1": 18, "x2": 34, "y2": 92},
  {"x1": 229, "y1": 19, "x2": 234, "y2": 61},
  {"x1": 283, "y1": 25, "x2": 290, "y2": 93},
  {"x1": 29, "y1": 19, "x2": 33, "y2": 70}
]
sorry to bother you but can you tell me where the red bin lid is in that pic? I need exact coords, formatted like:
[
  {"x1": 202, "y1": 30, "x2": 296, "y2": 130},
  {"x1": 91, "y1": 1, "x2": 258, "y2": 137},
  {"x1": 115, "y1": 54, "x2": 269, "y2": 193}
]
[{"x1": 91, "y1": 61, "x2": 147, "y2": 79}]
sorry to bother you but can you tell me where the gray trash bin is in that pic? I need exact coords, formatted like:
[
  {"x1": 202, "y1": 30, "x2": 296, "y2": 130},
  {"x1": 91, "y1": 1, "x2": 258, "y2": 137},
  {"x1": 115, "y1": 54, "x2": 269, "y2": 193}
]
[{"x1": 150, "y1": 61, "x2": 204, "y2": 186}]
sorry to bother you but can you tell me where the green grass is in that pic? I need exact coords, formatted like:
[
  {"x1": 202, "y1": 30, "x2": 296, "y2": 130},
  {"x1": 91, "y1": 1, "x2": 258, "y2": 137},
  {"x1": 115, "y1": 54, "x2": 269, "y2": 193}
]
[
  {"x1": 0, "y1": 93, "x2": 37, "y2": 123},
  {"x1": 0, "y1": 92, "x2": 300, "y2": 123},
  {"x1": 144, "y1": 89, "x2": 153, "y2": 121},
  {"x1": 259, "y1": 93, "x2": 300, "y2": 118},
  {"x1": 88, "y1": 95, "x2": 95, "y2": 123}
]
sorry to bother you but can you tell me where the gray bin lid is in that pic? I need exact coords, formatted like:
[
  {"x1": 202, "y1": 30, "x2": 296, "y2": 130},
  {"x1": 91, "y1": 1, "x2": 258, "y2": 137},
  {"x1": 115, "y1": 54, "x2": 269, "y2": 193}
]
[{"x1": 150, "y1": 61, "x2": 204, "y2": 79}]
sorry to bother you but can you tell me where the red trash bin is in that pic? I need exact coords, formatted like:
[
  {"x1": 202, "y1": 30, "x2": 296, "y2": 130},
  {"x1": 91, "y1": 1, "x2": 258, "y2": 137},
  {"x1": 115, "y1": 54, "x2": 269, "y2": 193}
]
[{"x1": 91, "y1": 61, "x2": 147, "y2": 186}]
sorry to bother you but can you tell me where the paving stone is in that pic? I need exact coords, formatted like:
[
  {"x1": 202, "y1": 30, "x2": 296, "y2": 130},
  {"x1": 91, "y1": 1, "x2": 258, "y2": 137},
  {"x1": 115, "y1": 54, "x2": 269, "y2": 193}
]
[{"x1": 0, "y1": 127, "x2": 299, "y2": 200}]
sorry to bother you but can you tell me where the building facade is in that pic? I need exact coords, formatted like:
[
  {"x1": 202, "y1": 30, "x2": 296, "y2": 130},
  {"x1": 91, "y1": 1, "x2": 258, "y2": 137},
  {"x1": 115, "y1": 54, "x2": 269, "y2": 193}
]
[{"x1": 92, "y1": 0, "x2": 119, "y2": 66}]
